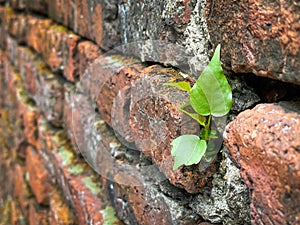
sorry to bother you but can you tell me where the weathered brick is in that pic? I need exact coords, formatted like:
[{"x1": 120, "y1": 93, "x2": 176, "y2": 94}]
[
  {"x1": 26, "y1": 16, "x2": 52, "y2": 55},
  {"x1": 5, "y1": 8, "x2": 27, "y2": 44},
  {"x1": 26, "y1": 145, "x2": 52, "y2": 205},
  {"x1": 28, "y1": 200, "x2": 49, "y2": 225},
  {"x1": 49, "y1": 132, "x2": 122, "y2": 225},
  {"x1": 27, "y1": 0, "x2": 48, "y2": 15},
  {"x1": 64, "y1": 88, "x2": 200, "y2": 224},
  {"x1": 7, "y1": 0, "x2": 26, "y2": 10},
  {"x1": 87, "y1": 57, "x2": 215, "y2": 193},
  {"x1": 13, "y1": 163, "x2": 31, "y2": 218},
  {"x1": 0, "y1": 7, "x2": 7, "y2": 49},
  {"x1": 18, "y1": 97, "x2": 41, "y2": 149},
  {"x1": 49, "y1": 188, "x2": 76, "y2": 225},
  {"x1": 11, "y1": 200, "x2": 27, "y2": 225},
  {"x1": 207, "y1": 0, "x2": 300, "y2": 85},
  {"x1": 47, "y1": 0, "x2": 120, "y2": 49},
  {"x1": 63, "y1": 33, "x2": 81, "y2": 82},
  {"x1": 224, "y1": 103, "x2": 300, "y2": 224},
  {"x1": 77, "y1": 41, "x2": 101, "y2": 79}
]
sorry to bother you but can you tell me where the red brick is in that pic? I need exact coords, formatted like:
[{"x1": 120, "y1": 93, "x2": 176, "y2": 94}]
[
  {"x1": 88, "y1": 58, "x2": 213, "y2": 193},
  {"x1": 26, "y1": 145, "x2": 52, "y2": 205},
  {"x1": 27, "y1": 0, "x2": 48, "y2": 15},
  {"x1": 49, "y1": 189, "x2": 76, "y2": 225},
  {"x1": 5, "y1": 9, "x2": 27, "y2": 43},
  {"x1": 28, "y1": 200, "x2": 49, "y2": 225},
  {"x1": 11, "y1": 200, "x2": 27, "y2": 225},
  {"x1": 224, "y1": 104, "x2": 300, "y2": 225},
  {"x1": 26, "y1": 16, "x2": 52, "y2": 55},
  {"x1": 63, "y1": 33, "x2": 81, "y2": 82},
  {"x1": 0, "y1": 7, "x2": 7, "y2": 49},
  {"x1": 18, "y1": 98, "x2": 41, "y2": 149},
  {"x1": 48, "y1": 127, "x2": 122, "y2": 225},
  {"x1": 77, "y1": 41, "x2": 100, "y2": 79},
  {"x1": 8, "y1": 0, "x2": 26, "y2": 10},
  {"x1": 13, "y1": 163, "x2": 31, "y2": 217}
]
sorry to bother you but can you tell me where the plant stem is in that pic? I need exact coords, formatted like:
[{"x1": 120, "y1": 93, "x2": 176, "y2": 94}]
[{"x1": 204, "y1": 114, "x2": 212, "y2": 140}]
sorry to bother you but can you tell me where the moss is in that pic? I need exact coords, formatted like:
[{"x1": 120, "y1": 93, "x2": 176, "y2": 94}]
[
  {"x1": 82, "y1": 177, "x2": 101, "y2": 195},
  {"x1": 57, "y1": 146, "x2": 74, "y2": 166},
  {"x1": 101, "y1": 206, "x2": 120, "y2": 225},
  {"x1": 68, "y1": 164, "x2": 84, "y2": 175},
  {"x1": 0, "y1": 196, "x2": 11, "y2": 225}
]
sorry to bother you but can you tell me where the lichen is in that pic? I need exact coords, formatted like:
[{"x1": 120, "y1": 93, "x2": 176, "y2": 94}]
[
  {"x1": 57, "y1": 146, "x2": 74, "y2": 166},
  {"x1": 82, "y1": 177, "x2": 101, "y2": 195},
  {"x1": 101, "y1": 206, "x2": 120, "y2": 225},
  {"x1": 69, "y1": 164, "x2": 84, "y2": 175}
]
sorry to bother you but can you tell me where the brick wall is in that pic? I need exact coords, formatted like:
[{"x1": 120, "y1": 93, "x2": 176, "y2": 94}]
[{"x1": 0, "y1": 0, "x2": 299, "y2": 225}]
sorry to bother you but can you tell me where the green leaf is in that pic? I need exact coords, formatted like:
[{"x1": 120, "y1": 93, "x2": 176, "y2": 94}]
[
  {"x1": 165, "y1": 81, "x2": 191, "y2": 92},
  {"x1": 171, "y1": 135, "x2": 207, "y2": 170},
  {"x1": 190, "y1": 44, "x2": 232, "y2": 117},
  {"x1": 179, "y1": 101, "x2": 206, "y2": 126}
]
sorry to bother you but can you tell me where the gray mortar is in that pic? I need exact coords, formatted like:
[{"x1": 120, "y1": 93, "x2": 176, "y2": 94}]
[
  {"x1": 118, "y1": 0, "x2": 211, "y2": 79},
  {"x1": 189, "y1": 151, "x2": 251, "y2": 224}
]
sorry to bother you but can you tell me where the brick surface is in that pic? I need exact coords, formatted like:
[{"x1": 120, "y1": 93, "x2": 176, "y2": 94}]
[
  {"x1": 0, "y1": 6, "x2": 6, "y2": 49},
  {"x1": 207, "y1": 0, "x2": 300, "y2": 85},
  {"x1": 5, "y1": 9, "x2": 27, "y2": 44},
  {"x1": 8, "y1": 0, "x2": 26, "y2": 10},
  {"x1": 64, "y1": 88, "x2": 201, "y2": 224},
  {"x1": 28, "y1": 200, "x2": 49, "y2": 225},
  {"x1": 87, "y1": 57, "x2": 216, "y2": 193},
  {"x1": 26, "y1": 145, "x2": 52, "y2": 205},
  {"x1": 13, "y1": 163, "x2": 31, "y2": 218},
  {"x1": 49, "y1": 189, "x2": 76, "y2": 225},
  {"x1": 77, "y1": 41, "x2": 100, "y2": 79},
  {"x1": 224, "y1": 103, "x2": 300, "y2": 225}
]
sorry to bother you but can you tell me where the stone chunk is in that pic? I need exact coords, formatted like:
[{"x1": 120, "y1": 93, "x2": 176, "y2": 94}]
[{"x1": 224, "y1": 103, "x2": 300, "y2": 225}]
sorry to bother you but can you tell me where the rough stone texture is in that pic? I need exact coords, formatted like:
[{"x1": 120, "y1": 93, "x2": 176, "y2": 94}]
[
  {"x1": 119, "y1": 0, "x2": 210, "y2": 79},
  {"x1": 206, "y1": 0, "x2": 300, "y2": 85},
  {"x1": 87, "y1": 57, "x2": 218, "y2": 193},
  {"x1": 190, "y1": 152, "x2": 251, "y2": 224},
  {"x1": 64, "y1": 88, "x2": 203, "y2": 224},
  {"x1": 26, "y1": 145, "x2": 52, "y2": 205},
  {"x1": 224, "y1": 103, "x2": 300, "y2": 225}
]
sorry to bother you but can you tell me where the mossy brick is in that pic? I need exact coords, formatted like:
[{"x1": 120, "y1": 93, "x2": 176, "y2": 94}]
[
  {"x1": 49, "y1": 188, "x2": 76, "y2": 225},
  {"x1": 77, "y1": 41, "x2": 101, "y2": 79},
  {"x1": 62, "y1": 33, "x2": 81, "y2": 83},
  {"x1": 0, "y1": 7, "x2": 7, "y2": 49},
  {"x1": 26, "y1": 145, "x2": 53, "y2": 205},
  {"x1": 4, "y1": 8, "x2": 27, "y2": 44},
  {"x1": 27, "y1": 0, "x2": 48, "y2": 15},
  {"x1": 26, "y1": 16, "x2": 52, "y2": 55},
  {"x1": 13, "y1": 163, "x2": 31, "y2": 218},
  {"x1": 62, "y1": 87, "x2": 200, "y2": 224},
  {"x1": 7, "y1": 0, "x2": 26, "y2": 10},
  {"x1": 28, "y1": 200, "x2": 49, "y2": 225},
  {"x1": 49, "y1": 133, "x2": 123, "y2": 225},
  {"x1": 47, "y1": 0, "x2": 120, "y2": 50},
  {"x1": 10, "y1": 200, "x2": 27, "y2": 225}
]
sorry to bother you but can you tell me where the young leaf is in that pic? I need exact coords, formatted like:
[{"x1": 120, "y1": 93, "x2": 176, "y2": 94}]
[
  {"x1": 165, "y1": 81, "x2": 191, "y2": 92},
  {"x1": 190, "y1": 44, "x2": 232, "y2": 117},
  {"x1": 171, "y1": 135, "x2": 207, "y2": 170},
  {"x1": 179, "y1": 101, "x2": 206, "y2": 126}
]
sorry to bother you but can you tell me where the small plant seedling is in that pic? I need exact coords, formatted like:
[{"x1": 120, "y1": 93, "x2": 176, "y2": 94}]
[{"x1": 165, "y1": 44, "x2": 232, "y2": 170}]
